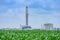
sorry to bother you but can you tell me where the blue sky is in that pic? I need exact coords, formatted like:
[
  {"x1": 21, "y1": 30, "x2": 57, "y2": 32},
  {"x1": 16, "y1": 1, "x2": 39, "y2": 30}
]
[{"x1": 0, "y1": 0, "x2": 60, "y2": 29}]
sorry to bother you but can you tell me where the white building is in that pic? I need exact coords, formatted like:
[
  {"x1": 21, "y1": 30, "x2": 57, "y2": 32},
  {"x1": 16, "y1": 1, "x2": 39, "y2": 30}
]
[{"x1": 43, "y1": 23, "x2": 53, "y2": 30}]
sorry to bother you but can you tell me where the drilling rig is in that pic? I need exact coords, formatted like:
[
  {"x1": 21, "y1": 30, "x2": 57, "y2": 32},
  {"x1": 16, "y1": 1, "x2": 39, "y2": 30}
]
[{"x1": 22, "y1": 6, "x2": 31, "y2": 30}]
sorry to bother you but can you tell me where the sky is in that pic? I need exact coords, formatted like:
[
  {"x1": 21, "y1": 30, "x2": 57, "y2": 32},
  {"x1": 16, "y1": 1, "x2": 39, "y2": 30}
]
[{"x1": 0, "y1": 0, "x2": 60, "y2": 29}]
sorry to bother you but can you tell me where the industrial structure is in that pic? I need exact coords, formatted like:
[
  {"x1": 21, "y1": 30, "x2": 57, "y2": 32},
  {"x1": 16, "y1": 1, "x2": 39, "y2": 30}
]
[
  {"x1": 21, "y1": 6, "x2": 31, "y2": 30},
  {"x1": 53, "y1": 28, "x2": 60, "y2": 30},
  {"x1": 43, "y1": 23, "x2": 53, "y2": 30}
]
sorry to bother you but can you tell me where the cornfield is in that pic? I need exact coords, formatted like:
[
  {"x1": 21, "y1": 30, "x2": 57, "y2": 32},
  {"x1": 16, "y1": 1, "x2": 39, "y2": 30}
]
[{"x1": 0, "y1": 30, "x2": 60, "y2": 40}]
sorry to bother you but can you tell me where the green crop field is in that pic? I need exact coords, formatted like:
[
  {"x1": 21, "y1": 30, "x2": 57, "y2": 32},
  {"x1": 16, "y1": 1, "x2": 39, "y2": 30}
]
[{"x1": 0, "y1": 30, "x2": 60, "y2": 40}]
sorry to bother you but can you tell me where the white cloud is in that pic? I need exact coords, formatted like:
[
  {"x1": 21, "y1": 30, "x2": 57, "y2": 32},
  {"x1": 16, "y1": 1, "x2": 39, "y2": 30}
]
[
  {"x1": 28, "y1": 8, "x2": 60, "y2": 28},
  {"x1": 0, "y1": 7, "x2": 60, "y2": 29},
  {"x1": 0, "y1": 0, "x2": 60, "y2": 29},
  {"x1": 0, "y1": 8, "x2": 26, "y2": 28}
]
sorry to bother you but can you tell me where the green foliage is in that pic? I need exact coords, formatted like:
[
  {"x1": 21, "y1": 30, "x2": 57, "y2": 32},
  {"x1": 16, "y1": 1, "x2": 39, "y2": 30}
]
[{"x1": 0, "y1": 30, "x2": 60, "y2": 40}]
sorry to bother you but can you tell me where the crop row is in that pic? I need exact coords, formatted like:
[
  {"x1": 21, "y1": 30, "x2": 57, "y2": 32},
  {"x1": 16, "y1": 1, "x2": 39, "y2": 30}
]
[{"x1": 0, "y1": 30, "x2": 60, "y2": 40}]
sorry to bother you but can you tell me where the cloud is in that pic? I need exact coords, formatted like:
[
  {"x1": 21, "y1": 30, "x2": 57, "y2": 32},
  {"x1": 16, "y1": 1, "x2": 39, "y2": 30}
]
[
  {"x1": 28, "y1": 8, "x2": 60, "y2": 28},
  {"x1": 0, "y1": 0, "x2": 60, "y2": 13},
  {"x1": 0, "y1": 8, "x2": 26, "y2": 28},
  {"x1": 0, "y1": 7, "x2": 60, "y2": 29},
  {"x1": 0, "y1": 0, "x2": 60, "y2": 29}
]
